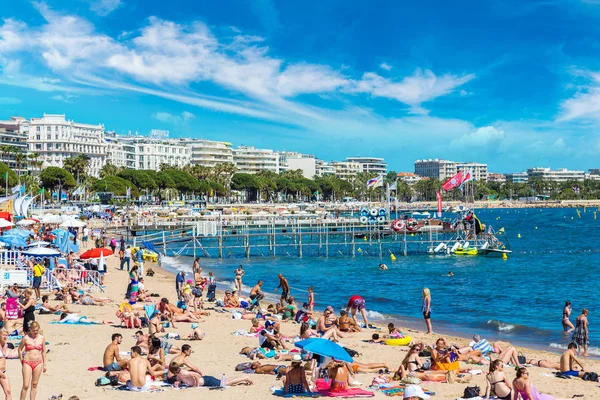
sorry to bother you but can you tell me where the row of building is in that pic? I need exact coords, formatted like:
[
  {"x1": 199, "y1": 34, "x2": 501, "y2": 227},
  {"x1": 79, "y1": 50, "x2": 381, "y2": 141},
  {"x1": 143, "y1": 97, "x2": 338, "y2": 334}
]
[
  {"x1": 2, "y1": 114, "x2": 597, "y2": 185},
  {"x1": 0, "y1": 114, "x2": 388, "y2": 179},
  {"x1": 412, "y1": 159, "x2": 599, "y2": 184}
]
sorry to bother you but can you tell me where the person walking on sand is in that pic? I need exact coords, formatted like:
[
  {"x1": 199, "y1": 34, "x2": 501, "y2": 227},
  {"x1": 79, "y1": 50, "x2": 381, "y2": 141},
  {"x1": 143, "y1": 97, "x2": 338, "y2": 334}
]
[
  {"x1": 562, "y1": 301, "x2": 574, "y2": 333},
  {"x1": 274, "y1": 274, "x2": 290, "y2": 306},
  {"x1": 572, "y1": 309, "x2": 589, "y2": 356},
  {"x1": 19, "y1": 321, "x2": 46, "y2": 400},
  {"x1": 234, "y1": 265, "x2": 245, "y2": 294},
  {"x1": 422, "y1": 288, "x2": 432, "y2": 334}
]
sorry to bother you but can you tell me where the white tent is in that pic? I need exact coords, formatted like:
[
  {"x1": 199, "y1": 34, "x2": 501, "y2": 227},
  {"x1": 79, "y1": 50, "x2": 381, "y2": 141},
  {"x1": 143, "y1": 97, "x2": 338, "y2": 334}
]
[{"x1": 60, "y1": 218, "x2": 86, "y2": 228}]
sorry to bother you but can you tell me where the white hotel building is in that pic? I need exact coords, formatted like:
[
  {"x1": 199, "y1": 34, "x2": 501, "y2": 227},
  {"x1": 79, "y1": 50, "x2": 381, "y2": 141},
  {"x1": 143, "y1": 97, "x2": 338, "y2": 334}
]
[
  {"x1": 415, "y1": 159, "x2": 488, "y2": 181},
  {"x1": 28, "y1": 114, "x2": 106, "y2": 177},
  {"x1": 233, "y1": 146, "x2": 280, "y2": 174},
  {"x1": 180, "y1": 138, "x2": 234, "y2": 167},
  {"x1": 526, "y1": 167, "x2": 585, "y2": 182},
  {"x1": 106, "y1": 130, "x2": 191, "y2": 171}
]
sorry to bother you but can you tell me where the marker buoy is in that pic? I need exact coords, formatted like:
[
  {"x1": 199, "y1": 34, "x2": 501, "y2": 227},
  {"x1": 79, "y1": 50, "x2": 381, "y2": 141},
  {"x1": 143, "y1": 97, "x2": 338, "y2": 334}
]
[
  {"x1": 535, "y1": 227, "x2": 538, "y2": 230},
  {"x1": 517, "y1": 234, "x2": 521, "y2": 238},
  {"x1": 502, "y1": 253, "x2": 508, "y2": 260},
  {"x1": 390, "y1": 254, "x2": 396, "y2": 261}
]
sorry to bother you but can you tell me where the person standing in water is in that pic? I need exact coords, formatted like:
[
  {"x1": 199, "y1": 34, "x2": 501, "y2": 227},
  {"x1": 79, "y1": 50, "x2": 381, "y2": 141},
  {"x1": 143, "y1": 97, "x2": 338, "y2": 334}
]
[
  {"x1": 234, "y1": 265, "x2": 245, "y2": 295},
  {"x1": 562, "y1": 301, "x2": 574, "y2": 333},
  {"x1": 422, "y1": 288, "x2": 433, "y2": 334},
  {"x1": 572, "y1": 308, "x2": 589, "y2": 356},
  {"x1": 307, "y1": 286, "x2": 315, "y2": 313}
]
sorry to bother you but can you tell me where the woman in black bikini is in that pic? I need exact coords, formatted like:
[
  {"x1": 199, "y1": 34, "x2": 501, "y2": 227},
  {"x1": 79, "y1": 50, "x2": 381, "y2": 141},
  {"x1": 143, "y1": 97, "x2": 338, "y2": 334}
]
[
  {"x1": 19, "y1": 289, "x2": 36, "y2": 334},
  {"x1": 484, "y1": 359, "x2": 511, "y2": 400}
]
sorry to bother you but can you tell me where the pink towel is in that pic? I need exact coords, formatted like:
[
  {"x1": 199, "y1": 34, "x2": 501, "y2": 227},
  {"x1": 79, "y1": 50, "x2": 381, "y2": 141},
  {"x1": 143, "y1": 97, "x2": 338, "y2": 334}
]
[
  {"x1": 6, "y1": 298, "x2": 19, "y2": 320},
  {"x1": 315, "y1": 379, "x2": 375, "y2": 398}
]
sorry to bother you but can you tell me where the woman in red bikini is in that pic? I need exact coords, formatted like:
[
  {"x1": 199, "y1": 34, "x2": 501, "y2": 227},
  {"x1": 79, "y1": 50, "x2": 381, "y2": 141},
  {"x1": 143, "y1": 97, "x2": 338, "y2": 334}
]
[{"x1": 18, "y1": 321, "x2": 46, "y2": 400}]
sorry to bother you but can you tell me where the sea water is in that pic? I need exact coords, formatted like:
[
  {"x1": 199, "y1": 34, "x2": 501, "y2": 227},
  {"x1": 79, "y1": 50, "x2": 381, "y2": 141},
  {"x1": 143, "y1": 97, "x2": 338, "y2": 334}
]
[{"x1": 161, "y1": 207, "x2": 600, "y2": 355}]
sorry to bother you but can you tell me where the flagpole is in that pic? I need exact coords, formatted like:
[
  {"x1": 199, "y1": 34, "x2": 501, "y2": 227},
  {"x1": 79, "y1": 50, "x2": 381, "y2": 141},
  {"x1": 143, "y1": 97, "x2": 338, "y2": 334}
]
[{"x1": 386, "y1": 183, "x2": 390, "y2": 218}]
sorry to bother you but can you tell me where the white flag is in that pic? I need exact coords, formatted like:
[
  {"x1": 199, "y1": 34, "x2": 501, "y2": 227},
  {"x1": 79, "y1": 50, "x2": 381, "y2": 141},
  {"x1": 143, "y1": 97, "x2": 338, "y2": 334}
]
[{"x1": 389, "y1": 182, "x2": 397, "y2": 191}]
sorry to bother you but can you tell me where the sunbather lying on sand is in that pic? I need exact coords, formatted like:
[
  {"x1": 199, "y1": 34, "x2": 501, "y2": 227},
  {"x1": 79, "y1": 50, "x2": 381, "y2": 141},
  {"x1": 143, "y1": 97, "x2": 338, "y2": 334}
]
[
  {"x1": 168, "y1": 362, "x2": 253, "y2": 387},
  {"x1": 250, "y1": 361, "x2": 289, "y2": 376}
]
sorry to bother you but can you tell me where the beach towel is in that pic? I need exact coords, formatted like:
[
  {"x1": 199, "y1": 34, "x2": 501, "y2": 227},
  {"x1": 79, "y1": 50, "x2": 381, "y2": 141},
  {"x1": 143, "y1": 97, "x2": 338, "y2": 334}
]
[
  {"x1": 6, "y1": 298, "x2": 19, "y2": 320},
  {"x1": 315, "y1": 379, "x2": 374, "y2": 397},
  {"x1": 375, "y1": 384, "x2": 435, "y2": 397},
  {"x1": 271, "y1": 389, "x2": 318, "y2": 397}
]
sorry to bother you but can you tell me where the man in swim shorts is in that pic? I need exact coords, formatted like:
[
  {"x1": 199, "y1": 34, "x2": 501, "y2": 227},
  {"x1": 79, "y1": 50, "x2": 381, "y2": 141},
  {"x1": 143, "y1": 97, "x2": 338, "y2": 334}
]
[
  {"x1": 126, "y1": 346, "x2": 152, "y2": 391},
  {"x1": 346, "y1": 295, "x2": 369, "y2": 329},
  {"x1": 103, "y1": 333, "x2": 129, "y2": 371},
  {"x1": 171, "y1": 344, "x2": 202, "y2": 374},
  {"x1": 274, "y1": 274, "x2": 290, "y2": 306},
  {"x1": 560, "y1": 342, "x2": 587, "y2": 378}
]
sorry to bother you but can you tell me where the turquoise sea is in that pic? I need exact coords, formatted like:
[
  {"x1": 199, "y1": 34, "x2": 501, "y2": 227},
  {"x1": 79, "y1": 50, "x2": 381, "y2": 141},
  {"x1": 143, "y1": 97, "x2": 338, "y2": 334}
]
[{"x1": 162, "y1": 207, "x2": 600, "y2": 355}]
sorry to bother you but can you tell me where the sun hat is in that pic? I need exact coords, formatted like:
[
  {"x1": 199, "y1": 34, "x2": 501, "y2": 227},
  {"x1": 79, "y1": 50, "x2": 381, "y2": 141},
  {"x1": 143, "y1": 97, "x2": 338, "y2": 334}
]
[
  {"x1": 186, "y1": 279, "x2": 193, "y2": 283},
  {"x1": 292, "y1": 354, "x2": 302, "y2": 362},
  {"x1": 403, "y1": 385, "x2": 431, "y2": 399}
]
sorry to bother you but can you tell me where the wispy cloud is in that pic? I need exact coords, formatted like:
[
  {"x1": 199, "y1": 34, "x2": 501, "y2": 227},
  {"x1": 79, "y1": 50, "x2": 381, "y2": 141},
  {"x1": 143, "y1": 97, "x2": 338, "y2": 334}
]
[
  {"x1": 89, "y1": 0, "x2": 122, "y2": 16},
  {"x1": 151, "y1": 111, "x2": 195, "y2": 125},
  {"x1": 0, "y1": 97, "x2": 20, "y2": 105},
  {"x1": 379, "y1": 62, "x2": 392, "y2": 71},
  {"x1": 51, "y1": 93, "x2": 78, "y2": 103},
  {"x1": 558, "y1": 70, "x2": 600, "y2": 121}
]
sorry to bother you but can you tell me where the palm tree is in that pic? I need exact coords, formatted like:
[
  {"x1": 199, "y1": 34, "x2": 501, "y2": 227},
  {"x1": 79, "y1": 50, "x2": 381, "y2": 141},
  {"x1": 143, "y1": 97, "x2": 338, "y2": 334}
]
[
  {"x1": 99, "y1": 162, "x2": 119, "y2": 179},
  {"x1": 14, "y1": 152, "x2": 27, "y2": 179},
  {"x1": 28, "y1": 152, "x2": 41, "y2": 175}
]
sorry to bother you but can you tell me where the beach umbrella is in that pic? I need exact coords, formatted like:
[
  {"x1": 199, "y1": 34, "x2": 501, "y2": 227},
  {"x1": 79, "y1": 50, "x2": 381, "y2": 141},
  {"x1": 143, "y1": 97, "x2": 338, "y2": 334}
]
[
  {"x1": 0, "y1": 236, "x2": 27, "y2": 248},
  {"x1": 0, "y1": 219, "x2": 13, "y2": 228},
  {"x1": 22, "y1": 247, "x2": 61, "y2": 257},
  {"x1": 80, "y1": 248, "x2": 113, "y2": 259},
  {"x1": 60, "y1": 217, "x2": 86, "y2": 228},
  {"x1": 25, "y1": 241, "x2": 51, "y2": 248},
  {"x1": 41, "y1": 214, "x2": 62, "y2": 224},
  {"x1": 294, "y1": 338, "x2": 354, "y2": 362},
  {"x1": 17, "y1": 219, "x2": 37, "y2": 226}
]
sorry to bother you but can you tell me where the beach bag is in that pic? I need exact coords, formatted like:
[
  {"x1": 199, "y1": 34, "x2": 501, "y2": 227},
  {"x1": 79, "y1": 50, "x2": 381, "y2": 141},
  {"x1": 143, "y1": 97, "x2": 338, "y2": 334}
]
[
  {"x1": 582, "y1": 372, "x2": 599, "y2": 382},
  {"x1": 517, "y1": 351, "x2": 526, "y2": 365},
  {"x1": 206, "y1": 284, "x2": 216, "y2": 301},
  {"x1": 177, "y1": 300, "x2": 187, "y2": 310},
  {"x1": 463, "y1": 386, "x2": 480, "y2": 398},
  {"x1": 433, "y1": 360, "x2": 460, "y2": 371},
  {"x1": 400, "y1": 376, "x2": 421, "y2": 385},
  {"x1": 6, "y1": 298, "x2": 19, "y2": 320}
]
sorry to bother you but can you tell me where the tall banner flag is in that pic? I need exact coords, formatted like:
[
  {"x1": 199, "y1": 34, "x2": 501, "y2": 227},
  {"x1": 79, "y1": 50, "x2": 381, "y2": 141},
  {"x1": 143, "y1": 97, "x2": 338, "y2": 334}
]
[
  {"x1": 460, "y1": 168, "x2": 474, "y2": 188},
  {"x1": 436, "y1": 191, "x2": 442, "y2": 217},
  {"x1": 366, "y1": 175, "x2": 384, "y2": 189},
  {"x1": 389, "y1": 181, "x2": 397, "y2": 191},
  {"x1": 442, "y1": 170, "x2": 464, "y2": 191}
]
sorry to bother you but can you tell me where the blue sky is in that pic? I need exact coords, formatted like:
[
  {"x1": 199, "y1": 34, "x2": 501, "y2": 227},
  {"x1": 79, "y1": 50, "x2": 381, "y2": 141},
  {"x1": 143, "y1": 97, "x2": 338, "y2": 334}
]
[{"x1": 2, "y1": 0, "x2": 600, "y2": 173}]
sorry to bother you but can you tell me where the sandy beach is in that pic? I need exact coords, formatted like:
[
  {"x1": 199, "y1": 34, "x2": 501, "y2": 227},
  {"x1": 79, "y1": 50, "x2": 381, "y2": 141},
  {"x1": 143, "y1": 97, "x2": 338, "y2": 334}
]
[{"x1": 19, "y1": 250, "x2": 598, "y2": 400}]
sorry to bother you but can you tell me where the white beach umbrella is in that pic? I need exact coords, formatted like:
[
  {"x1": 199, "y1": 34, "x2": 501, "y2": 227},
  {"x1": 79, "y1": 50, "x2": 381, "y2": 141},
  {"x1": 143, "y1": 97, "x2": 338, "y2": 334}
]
[
  {"x1": 60, "y1": 218, "x2": 86, "y2": 228},
  {"x1": 22, "y1": 247, "x2": 61, "y2": 257},
  {"x1": 0, "y1": 219, "x2": 13, "y2": 228},
  {"x1": 41, "y1": 214, "x2": 62, "y2": 224},
  {"x1": 16, "y1": 219, "x2": 36, "y2": 226},
  {"x1": 26, "y1": 241, "x2": 51, "y2": 248}
]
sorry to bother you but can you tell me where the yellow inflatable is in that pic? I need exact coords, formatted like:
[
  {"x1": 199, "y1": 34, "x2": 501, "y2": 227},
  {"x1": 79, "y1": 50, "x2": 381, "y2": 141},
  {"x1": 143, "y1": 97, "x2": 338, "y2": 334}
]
[
  {"x1": 454, "y1": 248, "x2": 478, "y2": 255},
  {"x1": 385, "y1": 336, "x2": 412, "y2": 346}
]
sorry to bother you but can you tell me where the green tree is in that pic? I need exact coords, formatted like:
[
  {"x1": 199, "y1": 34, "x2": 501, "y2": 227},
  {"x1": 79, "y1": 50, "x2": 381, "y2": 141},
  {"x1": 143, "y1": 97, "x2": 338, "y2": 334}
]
[
  {"x1": 63, "y1": 154, "x2": 90, "y2": 182},
  {"x1": 93, "y1": 175, "x2": 139, "y2": 197},
  {"x1": 100, "y1": 162, "x2": 120, "y2": 178},
  {"x1": 0, "y1": 162, "x2": 18, "y2": 191},
  {"x1": 117, "y1": 170, "x2": 158, "y2": 191},
  {"x1": 231, "y1": 173, "x2": 260, "y2": 202},
  {"x1": 39, "y1": 167, "x2": 76, "y2": 190}
]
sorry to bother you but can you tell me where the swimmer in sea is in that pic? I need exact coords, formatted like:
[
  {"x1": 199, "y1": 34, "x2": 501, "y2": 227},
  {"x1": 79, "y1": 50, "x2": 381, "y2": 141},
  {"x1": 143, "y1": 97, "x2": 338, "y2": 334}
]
[
  {"x1": 448, "y1": 271, "x2": 454, "y2": 277},
  {"x1": 379, "y1": 264, "x2": 388, "y2": 270}
]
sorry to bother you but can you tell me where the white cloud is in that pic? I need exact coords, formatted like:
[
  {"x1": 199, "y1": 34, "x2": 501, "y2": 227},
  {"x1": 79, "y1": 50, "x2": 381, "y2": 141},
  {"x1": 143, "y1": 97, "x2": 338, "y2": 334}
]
[
  {"x1": 151, "y1": 111, "x2": 196, "y2": 125},
  {"x1": 89, "y1": 0, "x2": 122, "y2": 16},
  {"x1": 558, "y1": 70, "x2": 600, "y2": 121},
  {"x1": 347, "y1": 69, "x2": 475, "y2": 114},
  {"x1": 450, "y1": 126, "x2": 506, "y2": 148},
  {"x1": 379, "y1": 62, "x2": 392, "y2": 71},
  {"x1": 51, "y1": 93, "x2": 78, "y2": 103}
]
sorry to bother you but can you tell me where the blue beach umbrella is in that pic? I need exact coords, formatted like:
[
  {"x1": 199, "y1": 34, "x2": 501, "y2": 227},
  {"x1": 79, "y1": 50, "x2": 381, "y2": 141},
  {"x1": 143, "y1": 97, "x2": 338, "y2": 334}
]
[
  {"x1": 0, "y1": 236, "x2": 27, "y2": 248},
  {"x1": 295, "y1": 338, "x2": 354, "y2": 363}
]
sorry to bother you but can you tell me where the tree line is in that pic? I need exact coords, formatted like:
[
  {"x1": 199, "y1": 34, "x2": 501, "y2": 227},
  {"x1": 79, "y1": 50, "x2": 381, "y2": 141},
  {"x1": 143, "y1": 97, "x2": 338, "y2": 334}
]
[{"x1": 3, "y1": 153, "x2": 600, "y2": 203}]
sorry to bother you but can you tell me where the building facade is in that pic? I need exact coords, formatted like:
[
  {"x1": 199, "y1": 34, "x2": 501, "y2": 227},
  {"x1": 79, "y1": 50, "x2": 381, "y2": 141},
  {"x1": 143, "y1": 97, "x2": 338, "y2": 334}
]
[
  {"x1": 0, "y1": 117, "x2": 29, "y2": 174},
  {"x1": 526, "y1": 167, "x2": 585, "y2": 182},
  {"x1": 487, "y1": 173, "x2": 506, "y2": 183},
  {"x1": 233, "y1": 146, "x2": 280, "y2": 174},
  {"x1": 181, "y1": 139, "x2": 234, "y2": 167},
  {"x1": 280, "y1": 152, "x2": 316, "y2": 179},
  {"x1": 106, "y1": 130, "x2": 191, "y2": 171},
  {"x1": 28, "y1": 114, "x2": 106, "y2": 177},
  {"x1": 396, "y1": 172, "x2": 422, "y2": 185},
  {"x1": 505, "y1": 172, "x2": 528, "y2": 183},
  {"x1": 457, "y1": 162, "x2": 488, "y2": 181},
  {"x1": 346, "y1": 157, "x2": 387, "y2": 175},
  {"x1": 331, "y1": 161, "x2": 362, "y2": 181},
  {"x1": 414, "y1": 159, "x2": 458, "y2": 180},
  {"x1": 315, "y1": 159, "x2": 335, "y2": 177}
]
